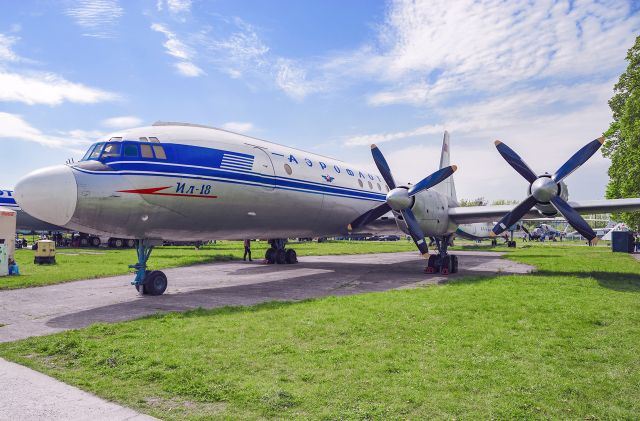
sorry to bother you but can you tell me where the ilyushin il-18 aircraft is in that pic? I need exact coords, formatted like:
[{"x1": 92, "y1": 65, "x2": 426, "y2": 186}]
[{"x1": 13, "y1": 122, "x2": 640, "y2": 296}]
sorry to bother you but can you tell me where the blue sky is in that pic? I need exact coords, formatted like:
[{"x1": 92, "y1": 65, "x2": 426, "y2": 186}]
[{"x1": 1, "y1": 0, "x2": 639, "y2": 201}]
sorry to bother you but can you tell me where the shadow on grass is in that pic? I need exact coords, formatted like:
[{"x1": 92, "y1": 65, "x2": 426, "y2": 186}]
[{"x1": 534, "y1": 270, "x2": 640, "y2": 293}]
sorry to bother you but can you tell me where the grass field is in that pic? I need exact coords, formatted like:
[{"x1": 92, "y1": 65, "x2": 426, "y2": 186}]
[
  {"x1": 2, "y1": 240, "x2": 417, "y2": 290},
  {"x1": 1, "y1": 243, "x2": 639, "y2": 419}
]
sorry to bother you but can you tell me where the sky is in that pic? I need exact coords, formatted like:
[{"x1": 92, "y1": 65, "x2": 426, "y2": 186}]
[{"x1": 1, "y1": 0, "x2": 639, "y2": 202}]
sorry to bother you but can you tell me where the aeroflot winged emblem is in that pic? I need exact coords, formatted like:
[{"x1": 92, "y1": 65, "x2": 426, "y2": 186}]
[
  {"x1": 321, "y1": 175, "x2": 335, "y2": 182},
  {"x1": 117, "y1": 183, "x2": 218, "y2": 198}
]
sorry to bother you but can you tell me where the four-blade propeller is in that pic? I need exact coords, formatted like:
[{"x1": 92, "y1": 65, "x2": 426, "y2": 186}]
[
  {"x1": 348, "y1": 144, "x2": 457, "y2": 256},
  {"x1": 491, "y1": 137, "x2": 604, "y2": 242}
]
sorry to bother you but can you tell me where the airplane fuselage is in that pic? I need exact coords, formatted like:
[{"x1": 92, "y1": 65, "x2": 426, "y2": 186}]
[{"x1": 15, "y1": 123, "x2": 457, "y2": 241}]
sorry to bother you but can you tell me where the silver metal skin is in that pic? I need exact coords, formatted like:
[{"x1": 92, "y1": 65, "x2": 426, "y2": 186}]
[
  {"x1": 386, "y1": 188, "x2": 412, "y2": 211},
  {"x1": 15, "y1": 124, "x2": 454, "y2": 242},
  {"x1": 530, "y1": 177, "x2": 557, "y2": 203}
]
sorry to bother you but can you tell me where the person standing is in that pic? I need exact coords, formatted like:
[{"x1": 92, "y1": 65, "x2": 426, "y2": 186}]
[{"x1": 243, "y1": 239, "x2": 252, "y2": 261}]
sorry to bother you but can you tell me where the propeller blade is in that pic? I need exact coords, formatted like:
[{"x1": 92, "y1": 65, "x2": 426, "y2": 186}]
[
  {"x1": 494, "y1": 140, "x2": 538, "y2": 183},
  {"x1": 371, "y1": 144, "x2": 396, "y2": 190},
  {"x1": 400, "y1": 209, "x2": 429, "y2": 255},
  {"x1": 347, "y1": 203, "x2": 392, "y2": 231},
  {"x1": 521, "y1": 224, "x2": 530, "y2": 235},
  {"x1": 407, "y1": 165, "x2": 458, "y2": 196},
  {"x1": 491, "y1": 195, "x2": 538, "y2": 236},
  {"x1": 552, "y1": 137, "x2": 605, "y2": 183},
  {"x1": 550, "y1": 196, "x2": 596, "y2": 241}
]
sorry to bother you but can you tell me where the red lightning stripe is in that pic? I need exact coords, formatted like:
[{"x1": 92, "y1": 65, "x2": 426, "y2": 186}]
[{"x1": 117, "y1": 186, "x2": 218, "y2": 198}]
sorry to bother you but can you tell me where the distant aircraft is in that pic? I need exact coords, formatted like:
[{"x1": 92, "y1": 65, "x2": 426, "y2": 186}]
[
  {"x1": 528, "y1": 223, "x2": 566, "y2": 241},
  {"x1": 456, "y1": 221, "x2": 528, "y2": 247},
  {"x1": 14, "y1": 122, "x2": 640, "y2": 295}
]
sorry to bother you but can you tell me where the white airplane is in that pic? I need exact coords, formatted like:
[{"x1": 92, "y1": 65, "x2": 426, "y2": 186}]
[{"x1": 13, "y1": 122, "x2": 640, "y2": 295}]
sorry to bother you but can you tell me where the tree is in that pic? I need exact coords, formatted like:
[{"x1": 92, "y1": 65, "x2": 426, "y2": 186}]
[
  {"x1": 602, "y1": 36, "x2": 640, "y2": 230},
  {"x1": 458, "y1": 197, "x2": 487, "y2": 207}
]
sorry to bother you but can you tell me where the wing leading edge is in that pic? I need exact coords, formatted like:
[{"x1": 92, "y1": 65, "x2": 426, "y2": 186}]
[{"x1": 448, "y1": 198, "x2": 640, "y2": 225}]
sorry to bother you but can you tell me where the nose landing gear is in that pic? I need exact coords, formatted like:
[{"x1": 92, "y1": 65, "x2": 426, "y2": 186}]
[
  {"x1": 131, "y1": 239, "x2": 167, "y2": 296},
  {"x1": 425, "y1": 235, "x2": 458, "y2": 275}
]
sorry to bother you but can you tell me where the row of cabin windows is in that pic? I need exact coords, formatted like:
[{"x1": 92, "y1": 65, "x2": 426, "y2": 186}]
[
  {"x1": 283, "y1": 163, "x2": 388, "y2": 192},
  {"x1": 82, "y1": 142, "x2": 167, "y2": 161}
]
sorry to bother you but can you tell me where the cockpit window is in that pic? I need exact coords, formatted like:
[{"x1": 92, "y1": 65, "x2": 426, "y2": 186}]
[
  {"x1": 152, "y1": 145, "x2": 167, "y2": 159},
  {"x1": 149, "y1": 137, "x2": 160, "y2": 143},
  {"x1": 101, "y1": 142, "x2": 121, "y2": 159},
  {"x1": 88, "y1": 143, "x2": 105, "y2": 160},
  {"x1": 123, "y1": 144, "x2": 138, "y2": 158},
  {"x1": 82, "y1": 144, "x2": 97, "y2": 161}
]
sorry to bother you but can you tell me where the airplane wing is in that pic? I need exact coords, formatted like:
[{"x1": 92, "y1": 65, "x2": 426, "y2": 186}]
[{"x1": 448, "y1": 198, "x2": 640, "y2": 225}]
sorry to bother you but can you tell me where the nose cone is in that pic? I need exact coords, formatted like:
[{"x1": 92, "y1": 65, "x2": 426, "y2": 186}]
[{"x1": 15, "y1": 165, "x2": 78, "y2": 226}]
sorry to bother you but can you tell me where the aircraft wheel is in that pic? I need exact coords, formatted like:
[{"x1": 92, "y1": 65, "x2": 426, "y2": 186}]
[
  {"x1": 114, "y1": 238, "x2": 124, "y2": 248},
  {"x1": 126, "y1": 239, "x2": 136, "y2": 248},
  {"x1": 90, "y1": 236, "x2": 101, "y2": 247},
  {"x1": 440, "y1": 255, "x2": 451, "y2": 275},
  {"x1": 285, "y1": 249, "x2": 298, "y2": 264},
  {"x1": 425, "y1": 255, "x2": 437, "y2": 273},
  {"x1": 265, "y1": 248, "x2": 276, "y2": 264},
  {"x1": 143, "y1": 270, "x2": 167, "y2": 296},
  {"x1": 451, "y1": 255, "x2": 459, "y2": 273},
  {"x1": 80, "y1": 237, "x2": 88, "y2": 247},
  {"x1": 275, "y1": 249, "x2": 287, "y2": 264}
]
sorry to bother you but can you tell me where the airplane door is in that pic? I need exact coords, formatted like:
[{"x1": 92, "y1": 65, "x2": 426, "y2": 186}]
[{"x1": 251, "y1": 146, "x2": 276, "y2": 191}]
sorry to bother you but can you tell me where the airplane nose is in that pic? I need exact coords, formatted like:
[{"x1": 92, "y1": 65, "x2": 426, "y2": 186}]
[{"x1": 14, "y1": 165, "x2": 78, "y2": 226}]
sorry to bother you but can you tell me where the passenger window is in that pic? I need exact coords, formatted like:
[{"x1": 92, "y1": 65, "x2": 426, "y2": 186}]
[
  {"x1": 101, "y1": 143, "x2": 121, "y2": 158},
  {"x1": 368, "y1": 181, "x2": 373, "y2": 189},
  {"x1": 139, "y1": 137, "x2": 148, "y2": 142},
  {"x1": 152, "y1": 145, "x2": 167, "y2": 159},
  {"x1": 284, "y1": 163, "x2": 293, "y2": 175},
  {"x1": 140, "y1": 144, "x2": 154, "y2": 158},
  {"x1": 89, "y1": 143, "x2": 105, "y2": 160},
  {"x1": 149, "y1": 137, "x2": 160, "y2": 143},
  {"x1": 377, "y1": 183, "x2": 381, "y2": 191},
  {"x1": 123, "y1": 144, "x2": 139, "y2": 158},
  {"x1": 358, "y1": 179, "x2": 364, "y2": 188}
]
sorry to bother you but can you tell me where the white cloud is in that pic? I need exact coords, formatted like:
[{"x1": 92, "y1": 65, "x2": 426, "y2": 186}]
[
  {"x1": 65, "y1": 0, "x2": 124, "y2": 38},
  {"x1": 275, "y1": 58, "x2": 323, "y2": 101},
  {"x1": 221, "y1": 121, "x2": 254, "y2": 133},
  {"x1": 175, "y1": 61, "x2": 204, "y2": 77},
  {"x1": 151, "y1": 23, "x2": 204, "y2": 77},
  {"x1": 0, "y1": 33, "x2": 20, "y2": 62},
  {"x1": 0, "y1": 112, "x2": 96, "y2": 150},
  {"x1": 157, "y1": 0, "x2": 191, "y2": 14},
  {"x1": 102, "y1": 116, "x2": 143, "y2": 129},
  {"x1": 363, "y1": 0, "x2": 639, "y2": 105},
  {"x1": 0, "y1": 71, "x2": 119, "y2": 105}
]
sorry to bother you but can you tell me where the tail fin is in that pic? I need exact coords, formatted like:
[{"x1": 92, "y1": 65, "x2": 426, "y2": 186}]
[{"x1": 436, "y1": 131, "x2": 457, "y2": 201}]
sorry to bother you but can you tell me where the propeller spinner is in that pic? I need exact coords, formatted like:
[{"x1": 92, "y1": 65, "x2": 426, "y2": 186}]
[
  {"x1": 491, "y1": 137, "x2": 604, "y2": 242},
  {"x1": 348, "y1": 144, "x2": 457, "y2": 256}
]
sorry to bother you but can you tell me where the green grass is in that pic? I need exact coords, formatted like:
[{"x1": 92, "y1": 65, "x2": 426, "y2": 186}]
[
  {"x1": 2, "y1": 240, "x2": 416, "y2": 290},
  {"x1": 1, "y1": 243, "x2": 639, "y2": 419}
]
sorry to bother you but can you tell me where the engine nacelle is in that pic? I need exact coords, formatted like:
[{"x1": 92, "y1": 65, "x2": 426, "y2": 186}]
[{"x1": 528, "y1": 175, "x2": 568, "y2": 217}]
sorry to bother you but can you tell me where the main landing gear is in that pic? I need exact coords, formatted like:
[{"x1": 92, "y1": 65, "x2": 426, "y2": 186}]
[
  {"x1": 265, "y1": 239, "x2": 298, "y2": 265},
  {"x1": 130, "y1": 239, "x2": 167, "y2": 296},
  {"x1": 425, "y1": 235, "x2": 459, "y2": 275}
]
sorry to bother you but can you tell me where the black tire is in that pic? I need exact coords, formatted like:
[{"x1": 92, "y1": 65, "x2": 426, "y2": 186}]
[
  {"x1": 265, "y1": 248, "x2": 276, "y2": 264},
  {"x1": 427, "y1": 255, "x2": 436, "y2": 268},
  {"x1": 114, "y1": 238, "x2": 124, "y2": 248},
  {"x1": 440, "y1": 255, "x2": 451, "y2": 273},
  {"x1": 285, "y1": 249, "x2": 298, "y2": 264},
  {"x1": 126, "y1": 239, "x2": 136, "y2": 248},
  {"x1": 90, "y1": 237, "x2": 101, "y2": 247},
  {"x1": 80, "y1": 237, "x2": 88, "y2": 247},
  {"x1": 451, "y1": 255, "x2": 459, "y2": 273},
  {"x1": 108, "y1": 239, "x2": 115, "y2": 247},
  {"x1": 143, "y1": 270, "x2": 168, "y2": 296},
  {"x1": 275, "y1": 249, "x2": 286, "y2": 264}
]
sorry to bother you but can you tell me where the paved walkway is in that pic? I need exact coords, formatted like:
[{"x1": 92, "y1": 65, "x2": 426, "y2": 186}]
[
  {"x1": 0, "y1": 357, "x2": 157, "y2": 421},
  {"x1": 0, "y1": 251, "x2": 532, "y2": 343}
]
